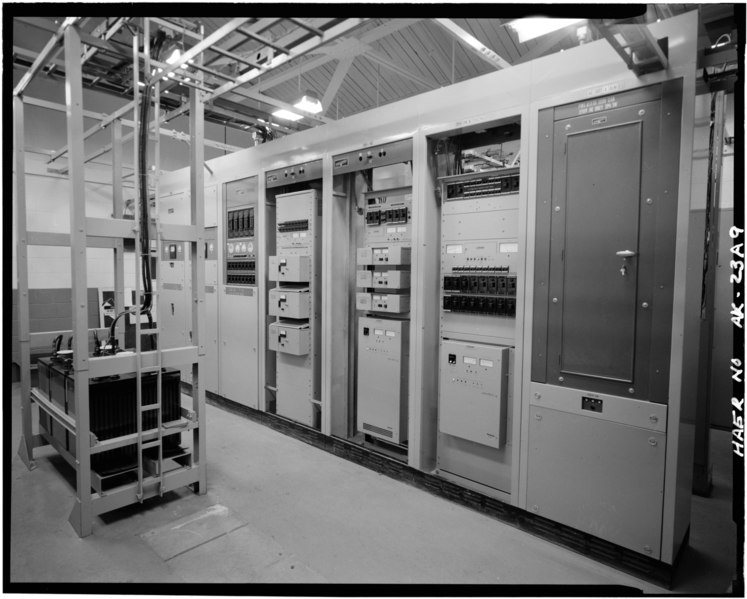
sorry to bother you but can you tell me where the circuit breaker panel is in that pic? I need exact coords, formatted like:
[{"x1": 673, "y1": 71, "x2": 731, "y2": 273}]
[
  {"x1": 158, "y1": 240, "x2": 189, "y2": 351},
  {"x1": 337, "y1": 139, "x2": 413, "y2": 447},
  {"x1": 225, "y1": 204, "x2": 256, "y2": 286},
  {"x1": 437, "y1": 164, "x2": 520, "y2": 498},
  {"x1": 220, "y1": 176, "x2": 259, "y2": 409},
  {"x1": 268, "y1": 188, "x2": 322, "y2": 427},
  {"x1": 527, "y1": 83, "x2": 682, "y2": 559}
]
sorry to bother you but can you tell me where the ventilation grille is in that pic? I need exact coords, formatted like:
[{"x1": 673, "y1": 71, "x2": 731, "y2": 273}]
[{"x1": 362, "y1": 422, "x2": 393, "y2": 438}]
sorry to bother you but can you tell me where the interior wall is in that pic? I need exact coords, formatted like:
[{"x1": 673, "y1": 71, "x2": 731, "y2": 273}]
[{"x1": 687, "y1": 92, "x2": 735, "y2": 429}]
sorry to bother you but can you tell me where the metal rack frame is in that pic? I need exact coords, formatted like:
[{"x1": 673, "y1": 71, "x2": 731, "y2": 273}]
[
  {"x1": 14, "y1": 15, "x2": 365, "y2": 538},
  {"x1": 14, "y1": 21, "x2": 207, "y2": 538}
]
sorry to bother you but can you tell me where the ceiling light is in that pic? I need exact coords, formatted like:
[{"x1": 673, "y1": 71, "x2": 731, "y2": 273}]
[
  {"x1": 165, "y1": 47, "x2": 182, "y2": 65},
  {"x1": 293, "y1": 91, "x2": 323, "y2": 114},
  {"x1": 272, "y1": 109, "x2": 303, "y2": 122},
  {"x1": 507, "y1": 17, "x2": 585, "y2": 43}
]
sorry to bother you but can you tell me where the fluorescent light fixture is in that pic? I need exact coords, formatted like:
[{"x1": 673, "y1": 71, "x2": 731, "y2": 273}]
[
  {"x1": 293, "y1": 92, "x2": 323, "y2": 114},
  {"x1": 165, "y1": 48, "x2": 182, "y2": 65},
  {"x1": 272, "y1": 109, "x2": 303, "y2": 122},
  {"x1": 508, "y1": 17, "x2": 585, "y2": 43}
]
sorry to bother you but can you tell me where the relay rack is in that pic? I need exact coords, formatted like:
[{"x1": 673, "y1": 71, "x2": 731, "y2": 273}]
[{"x1": 446, "y1": 172, "x2": 519, "y2": 200}]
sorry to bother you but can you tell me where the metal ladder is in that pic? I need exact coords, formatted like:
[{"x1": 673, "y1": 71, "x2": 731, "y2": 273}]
[{"x1": 134, "y1": 210, "x2": 165, "y2": 503}]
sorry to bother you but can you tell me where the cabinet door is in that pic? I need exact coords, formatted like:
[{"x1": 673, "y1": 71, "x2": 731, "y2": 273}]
[
  {"x1": 533, "y1": 83, "x2": 681, "y2": 402},
  {"x1": 526, "y1": 406, "x2": 666, "y2": 559},
  {"x1": 219, "y1": 290, "x2": 259, "y2": 409}
]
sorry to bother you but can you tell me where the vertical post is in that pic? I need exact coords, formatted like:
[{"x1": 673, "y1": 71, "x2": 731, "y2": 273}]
[
  {"x1": 693, "y1": 90, "x2": 726, "y2": 496},
  {"x1": 190, "y1": 77, "x2": 207, "y2": 494},
  {"x1": 14, "y1": 96, "x2": 35, "y2": 469},
  {"x1": 111, "y1": 119, "x2": 126, "y2": 348},
  {"x1": 132, "y1": 25, "x2": 145, "y2": 501},
  {"x1": 64, "y1": 25, "x2": 93, "y2": 538}
]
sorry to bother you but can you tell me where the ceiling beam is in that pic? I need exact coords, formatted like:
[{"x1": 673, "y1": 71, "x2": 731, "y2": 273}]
[
  {"x1": 235, "y1": 25, "x2": 291, "y2": 55},
  {"x1": 200, "y1": 18, "x2": 286, "y2": 67},
  {"x1": 83, "y1": 17, "x2": 128, "y2": 73},
  {"x1": 204, "y1": 19, "x2": 367, "y2": 115},
  {"x1": 149, "y1": 18, "x2": 252, "y2": 84},
  {"x1": 364, "y1": 46, "x2": 437, "y2": 89},
  {"x1": 255, "y1": 18, "x2": 422, "y2": 92},
  {"x1": 221, "y1": 86, "x2": 331, "y2": 125},
  {"x1": 433, "y1": 18, "x2": 512, "y2": 70},
  {"x1": 514, "y1": 29, "x2": 569, "y2": 64},
  {"x1": 206, "y1": 103, "x2": 291, "y2": 133},
  {"x1": 13, "y1": 17, "x2": 81, "y2": 96},
  {"x1": 321, "y1": 55, "x2": 354, "y2": 116},
  {"x1": 288, "y1": 18, "x2": 324, "y2": 38},
  {"x1": 16, "y1": 17, "x2": 132, "y2": 61}
]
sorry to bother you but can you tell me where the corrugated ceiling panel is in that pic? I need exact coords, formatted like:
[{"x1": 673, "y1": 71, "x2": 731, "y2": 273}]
[{"x1": 416, "y1": 20, "x2": 485, "y2": 83}]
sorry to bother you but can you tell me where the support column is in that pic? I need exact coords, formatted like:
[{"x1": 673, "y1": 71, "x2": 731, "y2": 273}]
[
  {"x1": 64, "y1": 25, "x2": 93, "y2": 538},
  {"x1": 190, "y1": 81, "x2": 207, "y2": 494},
  {"x1": 14, "y1": 96, "x2": 35, "y2": 470}
]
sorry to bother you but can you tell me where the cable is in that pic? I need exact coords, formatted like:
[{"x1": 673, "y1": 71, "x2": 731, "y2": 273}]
[{"x1": 107, "y1": 30, "x2": 167, "y2": 353}]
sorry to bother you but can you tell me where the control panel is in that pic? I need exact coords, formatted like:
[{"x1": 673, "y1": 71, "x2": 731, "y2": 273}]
[
  {"x1": 362, "y1": 191, "x2": 412, "y2": 243},
  {"x1": 159, "y1": 240, "x2": 189, "y2": 351},
  {"x1": 345, "y1": 147, "x2": 413, "y2": 448},
  {"x1": 439, "y1": 340, "x2": 509, "y2": 449},
  {"x1": 267, "y1": 187, "x2": 322, "y2": 428},
  {"x1": 445, "y1": 171, "x2": 520, "y2": 201},
  {"x1": 439, "y1": 167, "x2": 520, "y2": 346},
  {"x1": 332, "y1": 138, "x2": 413, "y2": 175},
  {"x1": 266, "y1": 159, "x2": 323, "y2": 188},
  {"x1": 224, "y1": 191, "x2": 257, "y2": 286},
  {"x1": 220, "y1": 175, "x2": 260, "y2": 410},
  {"x1": 357, "y1": 316, "x2": 409, "y2": 444},
  {"x1": 436, "y1": 156, "x2": 521, "y2": 497},
  {"x1": 442, "y1": 273, "x2": 517, "y2": 316}
]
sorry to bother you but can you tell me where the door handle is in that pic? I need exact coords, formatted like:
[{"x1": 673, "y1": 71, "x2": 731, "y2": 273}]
[{"x1": 616, "y1": 250, "x2": 636, "y2": 276}]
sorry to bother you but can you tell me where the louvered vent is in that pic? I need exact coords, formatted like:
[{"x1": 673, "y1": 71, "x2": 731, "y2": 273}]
[{"x1": 362, "y1": 422, "x2": 393, "y2": 438}]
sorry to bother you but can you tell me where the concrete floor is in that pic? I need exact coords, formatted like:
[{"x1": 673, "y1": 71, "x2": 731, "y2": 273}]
[{"x1": 8, "y1": 381, "x2": 739, "y2": 591}]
